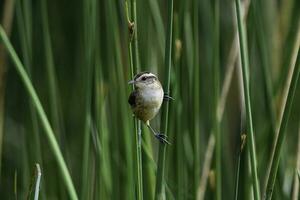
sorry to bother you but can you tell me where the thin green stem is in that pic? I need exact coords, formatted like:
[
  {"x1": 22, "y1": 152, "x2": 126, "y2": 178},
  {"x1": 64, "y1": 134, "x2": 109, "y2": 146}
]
[
  {"x1": 193, "y1": 1, "x2": 200, "y2": 198},
  {"x1": 40, "y1": 0, "x2": 62, "y2": 137},
  {"x1": 264, "y1": 47, "x2": 300, "y2": 200},
  {"x1": 127, "y1": 0, "x2": 143, "y2": 199},
  {"x1": 154, "y1": 0, "x2": 173, "y2": 199},
  {"x1": 235, "y1": 0, "x2": 261, "y2": 199},
  {"x1": 234, "y1": 134, "x2": 247, "y2": 200},
  {"x1": 250, "y1": 0, "x2": 278, "y2": 193},
  {"x1": 0, "y1": 25, "x2": 78, "y2": 200},
  {"x1": 81, "y1": 0, "x2": 97, "y2": 198},
  {"x1": 147, "y1": 0, "x2": 165, "y2": 55},
  {"x1": 136, "y1": 121, "x2": 143, "y2": 199},
  {"x1": 132, "y1": 4, "x2": 143, "y2": 200},
  {"x1": 213, "y1": 0, "x2": 221, "y2": 199},
  {"x1": 197, "y1": 3, "x2": 250, "y2": 199},
  {"x1": 251, "y1": 0, "x2": 276, "y2": 135},
  {"x1": 131, "y1": 0, "x2": 140, "y2": 72}
]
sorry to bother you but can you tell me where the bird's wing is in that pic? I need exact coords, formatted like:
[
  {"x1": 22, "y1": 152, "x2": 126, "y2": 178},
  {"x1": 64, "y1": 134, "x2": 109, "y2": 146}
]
[{"x1": 128, "y1": 90, "x2": 137, "y2": 107}]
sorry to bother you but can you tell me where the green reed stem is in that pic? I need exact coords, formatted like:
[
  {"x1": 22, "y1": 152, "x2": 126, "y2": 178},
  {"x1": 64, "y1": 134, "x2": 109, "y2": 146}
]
[
  {"x1": 40, "y1": 0, "x2": 62, "y2": 139},
  {"x1": 81, "y1": 0, "x2": 97, "y2": 198},
  {"x1": 234, "y1": 0, "x2": 261, "y2": 199},
  {"x1": 193, "y1": 1, "x2": 200, "y2": 198},
  {"x1": 0, "y1": 25, "x2": 78, "y2": 200},
  {"x1": 264, "y1": 47, "x2": 300, "y2": 200},
  {"x1": 154, "y1": 0, "x2": 173, "y2": 199},
  {"x1": 126, "y1": 0, "x2": 143, "y2": 199},
  {"x1": 251, "y1": 0, "x2": 276, "y2": 136},
  {"x1": 234, "y1": 134, "x2": 247, "y2": 200},
  {"x1": 132, "y1": 2, "x2": 143, "y2": 199},
  {"x1": 213, "y1": 0, "x2": 221, "y2": 199}
]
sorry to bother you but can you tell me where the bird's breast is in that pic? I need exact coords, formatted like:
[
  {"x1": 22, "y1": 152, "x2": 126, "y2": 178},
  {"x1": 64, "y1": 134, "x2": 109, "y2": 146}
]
[
  {"x1": 140, "y1": 87, "x2": 164, "y2": 108},
  {"x1": 132, "y1": 87, "x2": 164, "y2": 122}
]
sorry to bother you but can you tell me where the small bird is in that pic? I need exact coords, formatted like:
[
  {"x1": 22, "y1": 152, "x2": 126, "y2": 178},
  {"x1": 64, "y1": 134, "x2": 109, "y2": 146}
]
[{"x1": 128, "y1": 71, "x2": 171, "y2": 144}]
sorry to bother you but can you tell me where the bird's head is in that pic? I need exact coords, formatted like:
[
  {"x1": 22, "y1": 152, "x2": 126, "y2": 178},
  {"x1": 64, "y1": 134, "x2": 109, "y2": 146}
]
[{"x1": 128, "y1": 71, "x2": 161, "y2": 89}]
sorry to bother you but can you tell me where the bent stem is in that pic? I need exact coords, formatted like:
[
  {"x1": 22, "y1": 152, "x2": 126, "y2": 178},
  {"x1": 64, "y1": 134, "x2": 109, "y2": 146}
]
[
  {"x1": 0, "y1": 26, "x2": 78, "y2": 200},
  {"x1": 34, "y1": 164, "x2": 42, "y2": 200}
]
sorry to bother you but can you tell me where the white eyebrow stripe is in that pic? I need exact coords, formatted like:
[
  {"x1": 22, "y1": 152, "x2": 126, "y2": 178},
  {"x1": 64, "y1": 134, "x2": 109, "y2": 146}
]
[
  {"x1": 145, "y1": 75, "x2": 157, "y2": 79},
  {"x1": 138, "y1": 73, "x2": 157, "y2": 81},
  {"x1": 134, "y1": 71, "x2": 151, "y2": 80}
]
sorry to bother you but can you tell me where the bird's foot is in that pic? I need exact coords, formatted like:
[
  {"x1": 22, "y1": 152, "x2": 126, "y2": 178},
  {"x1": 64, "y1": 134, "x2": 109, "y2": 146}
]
[
  {"x1": 164, "y1": 93, "x2": 175, "y2": 101},
  {"x1": 155, "y1": 133, "x2": 171, "y2": 145}
]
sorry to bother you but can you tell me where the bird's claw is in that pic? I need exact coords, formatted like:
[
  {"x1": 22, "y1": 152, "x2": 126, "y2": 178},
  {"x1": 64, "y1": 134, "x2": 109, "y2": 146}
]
[
  {"x1": 155, "y1": 133, "x2": 171, "y2": 145},
  {"x1": 164, "y1": 93, "x2": 175, "y2": 101}
]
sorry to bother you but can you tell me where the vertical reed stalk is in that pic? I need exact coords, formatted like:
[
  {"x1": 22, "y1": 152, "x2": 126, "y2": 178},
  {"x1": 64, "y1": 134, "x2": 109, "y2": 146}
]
[
  {"x1": 251, "y1": 0, "x2": 276, "y2": 136},
  {"x1": 193, "y1": 1, "x2": 200, "y2": 198},
  {"x1": 132, "y1": 1, "x2": 143, "y2": 199},
  {"x1": 126, "y1": 0, "x2": 143, "y2": 199},
  {"x1": 154, "y1": 0, "x2": 173, "y2": 199},
  {"x1": 235, "y1": 0, "x2": 261, "y2": 199},
  {"x1": 234, "y1": 133, "x2": 247, "y2": 200},
  {"x1": 81, "y1": 0, "x2": 97, "y2": 198},
  {"x1": 213, "y1": 0, "x2": 221, "y2": 199},
  {"x1": 197, "y1": 2, "x2": 250, "y2": 199},
  {"x1": 264, "y1": 46, "x2": 300, "y2": 200},
  {"x1": 40, "y1": 0, "x2": 62, "y2": 140}
]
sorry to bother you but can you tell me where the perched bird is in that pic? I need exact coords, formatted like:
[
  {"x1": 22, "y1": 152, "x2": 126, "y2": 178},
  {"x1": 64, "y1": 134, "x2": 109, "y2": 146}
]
[{"x1": 128, "y1": 71, "x2": 172, "y2": 144}]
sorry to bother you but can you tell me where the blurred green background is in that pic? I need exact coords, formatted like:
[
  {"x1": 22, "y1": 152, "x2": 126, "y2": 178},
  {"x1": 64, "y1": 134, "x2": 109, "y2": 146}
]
[{"x1": 0, "y1": 0, "x2": 299, "y2": 199}]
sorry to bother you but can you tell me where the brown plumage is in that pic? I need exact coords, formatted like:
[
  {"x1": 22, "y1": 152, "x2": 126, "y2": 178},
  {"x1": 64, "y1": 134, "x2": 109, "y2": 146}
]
[{"x1": 128, "y1": 72, "x2": 169, "y2": 144}]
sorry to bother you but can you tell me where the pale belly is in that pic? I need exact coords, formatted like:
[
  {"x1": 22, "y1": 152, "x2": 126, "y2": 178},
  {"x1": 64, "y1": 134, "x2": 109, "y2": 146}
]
[{"x1": 133, "y1": 88, "x2": 164, "y2": 122}]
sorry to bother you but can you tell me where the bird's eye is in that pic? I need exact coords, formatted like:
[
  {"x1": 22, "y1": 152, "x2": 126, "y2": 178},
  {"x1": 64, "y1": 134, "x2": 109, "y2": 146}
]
[{"x1": 142, "y1": 77, "x2": 147, "y2": 81}]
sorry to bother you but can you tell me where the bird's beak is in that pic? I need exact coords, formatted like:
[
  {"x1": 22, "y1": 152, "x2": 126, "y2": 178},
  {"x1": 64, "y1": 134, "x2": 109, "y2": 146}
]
[{"x1": 128, "y1": 80, "x2": 135, "y2": 85}]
